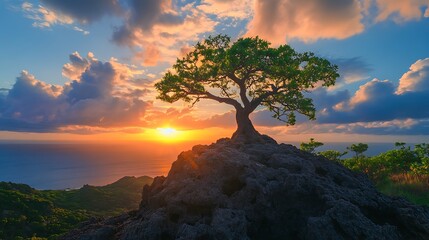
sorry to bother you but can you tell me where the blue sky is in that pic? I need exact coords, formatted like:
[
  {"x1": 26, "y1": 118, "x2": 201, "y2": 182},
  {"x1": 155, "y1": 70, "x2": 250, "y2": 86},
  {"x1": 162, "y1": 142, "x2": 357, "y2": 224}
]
[{"x1": 1, "y1": 0, "x2": 429, "y2": 143}]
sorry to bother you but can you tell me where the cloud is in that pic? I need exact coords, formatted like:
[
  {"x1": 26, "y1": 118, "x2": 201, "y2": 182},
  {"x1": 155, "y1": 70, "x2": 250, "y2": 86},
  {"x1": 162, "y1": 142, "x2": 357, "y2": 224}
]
[
  {"x1": 263, "y1": 118, "x2": 429, "y2": 136},
  {"x1": 40, "y1": 0, "x2": 122, "y2": 24},
  {"x1": 1, "y1": 71, "x2": 63, "y2": 125},
  {"x1": 22, "y1": 2, "x2": 74, "y2": 28},
  {"x1": 245, "y1": 0, "x2": 366, "y2": 44},
  {"x1": 64, "y1": 61, "x2": 116, "y2": 103},
  {"x1": 73, "y1": 26, "x2": 90, "y2": 35},
  {"x1": 21, "y1": 1, "x2": 91, "y2": 34},
  {"x1": 0, "y1": 53, "x2": 151, "y2": 132},
  {"x1": 112, "y1": 0, "x2": 218, "y2": 65},
  {"x1": 62, "y1": 52, "x2": 91, "y2": 80},
  {"x1": 331, "y1": 57, "x2": 372, "y2": 86},
  {"x1": 320, "y1": 79, "x2": 429, "y2": 124},
  {"x1": 142, "y1": 107, "x2": 236, "y2": 130},
  {"x1": 316, "y1": 58, "x2": 429, "y2": 126},
  {"x1": 111, "y1": 0, "x2": 184, "y2": 46},
  {"x1": 197, "y1": 0, "x2": 253, "y2": 19},
  {"x1": 18, "y1": 0, "x2": 429, "y2": 53},
  {"x1": 397, "y1": 58, "x2": 429, "y2": 94},
  {"x1": 134, "y1": 44, "x2": 161, "y2": 67},
  {"x1": 374, "y1": 0, "x2": 429, "y2": 23},
  {"x1": 243, "y1": 0, "x2": 429, "y2": 44}
]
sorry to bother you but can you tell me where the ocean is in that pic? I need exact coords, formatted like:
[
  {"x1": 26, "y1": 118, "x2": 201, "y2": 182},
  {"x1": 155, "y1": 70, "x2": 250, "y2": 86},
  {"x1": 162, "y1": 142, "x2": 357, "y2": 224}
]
[{"x1": 0, "y1": 141, "x2": 405, "y2": 190}]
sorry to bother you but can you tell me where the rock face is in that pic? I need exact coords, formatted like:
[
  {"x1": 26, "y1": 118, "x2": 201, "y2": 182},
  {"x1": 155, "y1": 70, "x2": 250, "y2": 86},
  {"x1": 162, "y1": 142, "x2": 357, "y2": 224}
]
[{"x1": 63, "y1": 138, "x2": 429, "y2": 240}]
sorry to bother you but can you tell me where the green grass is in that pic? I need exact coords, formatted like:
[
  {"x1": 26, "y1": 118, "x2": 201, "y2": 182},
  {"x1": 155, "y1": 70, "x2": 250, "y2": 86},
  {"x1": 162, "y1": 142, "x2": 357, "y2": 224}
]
[{"x1": 375, "y1": 174, "x2": 429, "y2": 206}]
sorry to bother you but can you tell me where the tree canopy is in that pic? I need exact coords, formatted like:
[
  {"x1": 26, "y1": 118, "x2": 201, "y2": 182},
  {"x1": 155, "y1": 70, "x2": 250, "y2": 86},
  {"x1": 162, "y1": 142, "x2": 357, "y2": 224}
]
[
  {"x1": 300, "y1": 138, "x2": 324, "y2": 154},
  {"x1": 347, "y1": 143, "x2": 369, "y2": 158},
  {"x1": 155, "y1": 35, "x2": 339, "y2": 142}
]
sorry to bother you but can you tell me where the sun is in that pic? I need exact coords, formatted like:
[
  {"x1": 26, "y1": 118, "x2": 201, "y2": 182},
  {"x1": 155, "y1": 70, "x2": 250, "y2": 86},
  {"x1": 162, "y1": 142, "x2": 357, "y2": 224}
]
[
  {"x1": 157, "y1": 127, "x2": 178, "y2": 137},
  {"x1": 149, "y1": 127, "x2": 199, "y2": 142}
]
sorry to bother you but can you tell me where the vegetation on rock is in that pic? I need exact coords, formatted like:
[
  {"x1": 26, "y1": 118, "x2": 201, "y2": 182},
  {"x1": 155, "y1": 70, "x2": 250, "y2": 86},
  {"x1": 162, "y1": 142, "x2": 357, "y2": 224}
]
[{"x1": 300, "y1": 138, "x2": 429, "y2": 206}]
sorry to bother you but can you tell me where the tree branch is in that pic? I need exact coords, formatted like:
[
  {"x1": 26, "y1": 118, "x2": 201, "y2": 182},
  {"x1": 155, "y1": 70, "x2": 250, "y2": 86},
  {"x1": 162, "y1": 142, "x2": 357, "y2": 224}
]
[
  {"x1": 249, "y1": 84, "x2": 278, "y2": 112},
  {"x1": 202, "y1": 91, "x2": 242, "y2": 110},
  {"x1": 228, "y1": 73, "x2": 250, "y2": 108}
]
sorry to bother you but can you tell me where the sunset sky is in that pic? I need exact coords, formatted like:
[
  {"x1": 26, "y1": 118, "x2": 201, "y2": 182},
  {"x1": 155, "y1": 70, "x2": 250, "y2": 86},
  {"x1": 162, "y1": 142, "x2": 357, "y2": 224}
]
[{"x1": 1, "y1": 0, "x2": 429, "y2": 143}]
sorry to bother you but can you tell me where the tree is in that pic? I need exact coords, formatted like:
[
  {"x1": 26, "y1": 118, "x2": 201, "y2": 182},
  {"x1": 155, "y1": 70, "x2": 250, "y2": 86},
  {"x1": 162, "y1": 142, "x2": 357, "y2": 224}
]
[
  {"x1": 394, "y1": 142, "x2": 409, "y2": 151},
  {"x1": 300, "y1": 138, "x2": 324, "y2": 154},
  {"x1": 155, "y1": 35, "x2": 339, "y2": 142},
  {"x1": 347, "y1": 143, "x2": 368, "y2": 159}
]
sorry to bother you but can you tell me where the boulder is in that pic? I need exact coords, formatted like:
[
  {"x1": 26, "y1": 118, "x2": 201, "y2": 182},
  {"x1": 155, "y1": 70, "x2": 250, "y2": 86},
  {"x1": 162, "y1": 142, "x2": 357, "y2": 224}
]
[{"x1": 62, "y1": 138, "x2": 429, "y2": 240}]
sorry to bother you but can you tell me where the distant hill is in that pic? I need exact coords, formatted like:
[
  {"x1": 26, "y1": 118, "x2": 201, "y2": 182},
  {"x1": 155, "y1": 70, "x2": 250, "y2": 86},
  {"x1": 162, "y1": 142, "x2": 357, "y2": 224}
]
[{"x1": 0, "y1": 176, "x2": 153, "y2": 239}]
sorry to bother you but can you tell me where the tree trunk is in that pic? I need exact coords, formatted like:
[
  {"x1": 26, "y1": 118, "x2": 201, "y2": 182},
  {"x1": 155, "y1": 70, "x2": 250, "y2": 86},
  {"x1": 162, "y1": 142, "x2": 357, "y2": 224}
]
[{"x1": 231, "y1": 109, "x2": 262, "y2": 143}]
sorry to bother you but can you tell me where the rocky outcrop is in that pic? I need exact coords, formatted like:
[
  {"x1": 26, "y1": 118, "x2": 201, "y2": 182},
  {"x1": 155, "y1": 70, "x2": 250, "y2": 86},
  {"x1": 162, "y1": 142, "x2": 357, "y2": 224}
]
[{"x1": 63, "y1": 138, "x2": 429, "y2": 240}]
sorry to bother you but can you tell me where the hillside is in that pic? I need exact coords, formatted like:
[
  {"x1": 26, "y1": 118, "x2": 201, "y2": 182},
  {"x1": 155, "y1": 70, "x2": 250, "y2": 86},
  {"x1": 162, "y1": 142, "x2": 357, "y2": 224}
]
[
  {"x1": 63, "y1": 138, "x2": 429, "y2": 240},
  {"x1": 0, "y1": 176, "x2": 153, "y2": 239}
]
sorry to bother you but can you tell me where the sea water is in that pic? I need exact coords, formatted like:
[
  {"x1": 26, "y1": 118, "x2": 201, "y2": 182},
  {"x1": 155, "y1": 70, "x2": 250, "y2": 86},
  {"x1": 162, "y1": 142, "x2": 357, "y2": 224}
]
[
  {"x1": 0, "y1": 142, "x2": 195, "y2": 189},
  {"x1": 0, "y1": 141, "x2": 405, "y2": 189}
]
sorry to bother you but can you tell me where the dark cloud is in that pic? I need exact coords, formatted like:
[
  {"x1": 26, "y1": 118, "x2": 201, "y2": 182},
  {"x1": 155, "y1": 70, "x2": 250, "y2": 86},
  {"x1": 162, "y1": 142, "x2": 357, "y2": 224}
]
[
  {"x1": 331, "y1": 57, "x2": 372, "y2": 85},
  {"x1": 40, "y1": 0, "x2": 122, "y2": 24},
  {"x1": 319, "y1": 78, "x2": 429, "y2": 124},
  {"x1": 338, "y1": 120, "x2": 429, "y2": 135},
  {"x1": 0, "y1": 55, "x2": 150, "y2": 132},
  {"x1": 3, "y1": 71, "x2": 63, "y2": 124},
  {"x1": 311, "y1": 88, "x2": 350, "y2": 112},
  {"x1": 267, "y1": 118, "x2": 429, "y2": 136},
  {"x1": 127, "y1": 0, "x2": 182, "y2": 30},
  {"x1": 112, "y1": 0, "x2": 183, "y2": 46},
  {"x1": 65, "y1": 61, "x2": 115, "y2": 103},
  {"x1": 62, "y1": 52, "x2": 90, "y2": 80}
]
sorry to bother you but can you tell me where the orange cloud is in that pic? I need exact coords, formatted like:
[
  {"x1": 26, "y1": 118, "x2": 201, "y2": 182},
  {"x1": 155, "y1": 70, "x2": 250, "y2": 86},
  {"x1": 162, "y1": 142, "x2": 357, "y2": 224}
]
[
  {"x1": 22, "y1": 2, "x2": 73, "y2": 28},
  {"x1": 112, "y1": 1, "x2": 217, "y2": 65},
  {"x1": 134, "y1": 44, "x2": 161, "y2": 66},
  {"x1": 246, "y1": 0, "x2": 365, "y2": 44},
  {"x1": 198, "y1": 0, "x2": 253, "y2": 19},
  {"x1": 375, "y1": 0, "x2": 429, "y2": 22}
]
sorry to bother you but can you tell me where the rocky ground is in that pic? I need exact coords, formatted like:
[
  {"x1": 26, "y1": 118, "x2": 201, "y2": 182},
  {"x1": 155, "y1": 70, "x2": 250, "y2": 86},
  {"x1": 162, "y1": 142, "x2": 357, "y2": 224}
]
[{"x1": 62, "y1": 137, "x2": 429, "y2": 240}]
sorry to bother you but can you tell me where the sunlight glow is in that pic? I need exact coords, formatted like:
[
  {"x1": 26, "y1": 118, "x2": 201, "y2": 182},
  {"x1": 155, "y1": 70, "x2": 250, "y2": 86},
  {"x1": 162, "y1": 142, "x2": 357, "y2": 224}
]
[{"x1": 158, "y1": 127, "x2": 177, "y2": 137}]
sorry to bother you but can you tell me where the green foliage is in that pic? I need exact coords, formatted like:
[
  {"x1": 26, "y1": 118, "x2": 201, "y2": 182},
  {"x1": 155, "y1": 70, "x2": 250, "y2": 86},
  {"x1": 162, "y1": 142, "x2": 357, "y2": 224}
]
[
  {"x1": 347, "y1": 143, "x2": 368, "y2": 158},
  {"x1": 0, "y1": 176, "x2": 153, "y2": 239},
  {"x1": 300, "y1": 138, "x2": 324, "y2": 154},
  {"x1": 0, "y1": 183, "x2": 88, "y2": 239},
  {"x1": 376, "y1": 174, "x2": 429, "y2": 206},
  {"x1": 318, "y1": 150, "x2": 347, "y2": 162},
  {"x1": 410, "y1": 143, "x2": 429, "y2": 175},
  {"x1": 46, "y1": 176, "x2": 153, "y2": 215},
  {"x1": 339, "y1": 142, "x2": 429, "y2": 206},
  {"x1": 395, "y1": 142, "x2": 407, "y2": 149},
  {"x1": 155, "y1": 34, "x2": 338, "y2": 125}
]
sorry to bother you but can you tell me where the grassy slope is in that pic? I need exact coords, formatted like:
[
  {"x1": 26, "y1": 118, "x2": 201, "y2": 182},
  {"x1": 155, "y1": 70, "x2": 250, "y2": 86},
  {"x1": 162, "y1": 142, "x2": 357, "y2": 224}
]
[
  {"x1": 0, "y1": 176, "x2": 153, "y2": 240},
  {"x1": 375, "y1": 175, "x2": 429, "y2": 206}
]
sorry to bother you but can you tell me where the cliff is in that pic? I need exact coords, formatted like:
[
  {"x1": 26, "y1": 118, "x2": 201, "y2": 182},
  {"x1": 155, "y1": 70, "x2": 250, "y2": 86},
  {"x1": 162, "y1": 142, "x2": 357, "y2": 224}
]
[{"x1": 63, "y1": 138, "x2": 429, "y2": 239}]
